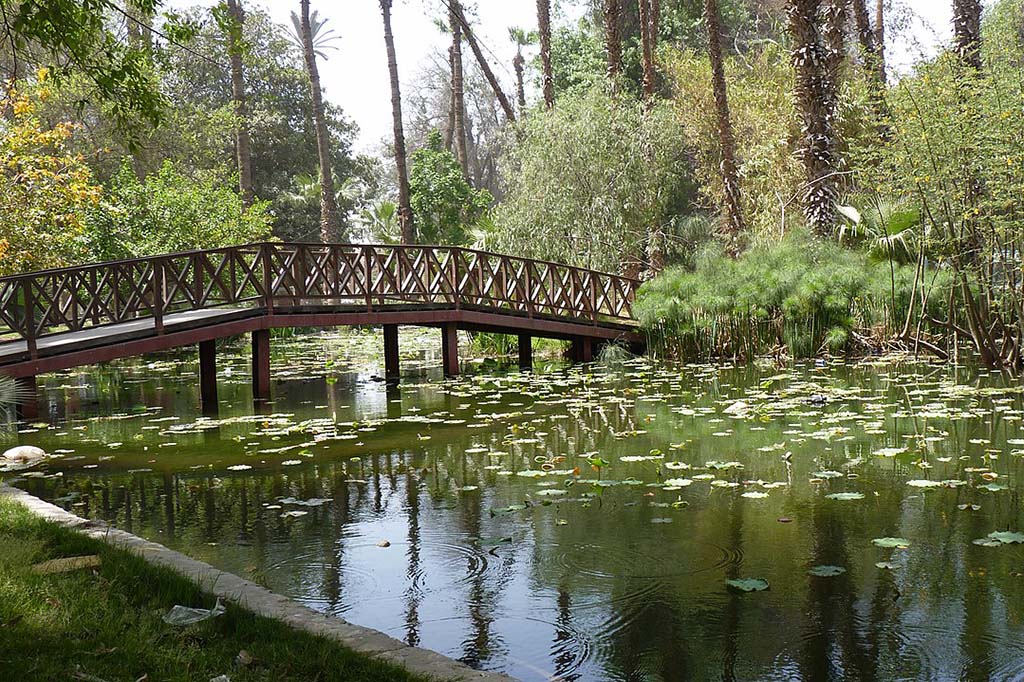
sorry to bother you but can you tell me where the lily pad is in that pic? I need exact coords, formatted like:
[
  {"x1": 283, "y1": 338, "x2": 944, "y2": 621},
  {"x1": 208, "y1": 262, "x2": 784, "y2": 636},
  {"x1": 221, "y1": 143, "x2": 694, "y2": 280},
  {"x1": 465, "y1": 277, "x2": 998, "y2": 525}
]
[
  {"x1": 906, "y1": 479, "x2": 942, "y2": 488},
  {"x1": 726, "y1": 578, "x2": 769, "y2": 592},
  {"x1": 808, "y1": 565, "x2": 846, "y2": 577},
  {"x1": 872, "y1": 537, "x2": 910, "y2": 549},
  {"x1": 825, "y1": 492, "x2": 864, "y2": 501},
  {"x1": 987, "y1": 531, "x2": 1024, "y2": 544}
]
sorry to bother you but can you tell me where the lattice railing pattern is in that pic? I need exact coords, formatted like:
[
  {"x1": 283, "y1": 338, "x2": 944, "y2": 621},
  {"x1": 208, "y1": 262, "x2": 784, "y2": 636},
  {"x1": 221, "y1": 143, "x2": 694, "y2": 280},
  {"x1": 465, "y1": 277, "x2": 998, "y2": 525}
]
[{"x1": 0, "y1": 243, "x2": 638, "y2": 354}]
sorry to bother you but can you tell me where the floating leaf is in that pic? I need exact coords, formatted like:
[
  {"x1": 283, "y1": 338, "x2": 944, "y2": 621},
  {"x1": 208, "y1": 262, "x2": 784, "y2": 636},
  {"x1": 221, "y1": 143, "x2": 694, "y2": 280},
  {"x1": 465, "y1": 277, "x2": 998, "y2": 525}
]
[
  {"x1": 826, "y1": 492, "x2": 864, "y2": 501},
  {"x1": 808, "y1": 565, "x2": 846, "y2": 577},
  {"x1": 872, "y1": 537, "x2": 910, "y2": 549},
  {"x1": 875, "y1": 561, "x2": 897, "y2": 570},
  {"x1": 987, "y1": 531, "x2": 1024, "y2": 544},
  {"x1": 906, "y1": 479, "x2": 941, "y2": 488},
  {"x1": 741, "y1": 491, "x2": 769, "y2": 499},
  {"x1": 726, "y1": 578, "x2": 769, "y2": 592}
]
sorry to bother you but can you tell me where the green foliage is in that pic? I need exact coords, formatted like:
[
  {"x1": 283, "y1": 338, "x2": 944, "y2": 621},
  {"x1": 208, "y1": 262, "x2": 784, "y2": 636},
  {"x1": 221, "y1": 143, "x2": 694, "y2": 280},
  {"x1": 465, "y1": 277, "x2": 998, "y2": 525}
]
[
  {"x1": 495, "y1": 85, "x2": 693, "y2": 272},
  {"x1": 5, "y1": 0, "x2": 165, "y2": 136},
  {"x1": 636, "y1": 231, "x2": 949, "y2": 360},
  {"x1": 664, "y1": 44, "x2": 802, "y2": 240},
  {"x1": 83, "y1": 160, "x2": 272, "y2": 259},
  {"x1": 408, "y1": 130, "x2": 492, "y2": 245},
  {"x1": 0, "y1": 87, "x2": 100, "y2": 275}
]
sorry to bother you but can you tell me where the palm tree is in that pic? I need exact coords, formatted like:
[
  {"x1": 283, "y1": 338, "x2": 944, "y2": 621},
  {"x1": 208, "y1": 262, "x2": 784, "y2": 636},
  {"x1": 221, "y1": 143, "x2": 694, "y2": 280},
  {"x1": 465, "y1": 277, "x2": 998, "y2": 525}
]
[
  {"x1": 787, "y1": 0, "x2": 837, "y2": 234},
  {"x1": 704, "y1": 0, "x2": 745, "y2": 255},
  {"x1": 448, "y1": 1, "x2": 469, "y2": 180},
  {"x1": 952, "y1": 0, "x2": 982, "y2": 69},
  {"x1": 224, "y1": 0, "x2": 254, "y2": 207},
  {"x1": 536, "y1": 0, "x2": 554, "y2": 108},
  {"x1": 294, "y1": 0, "x2": 341, "y2": 242},
  {"x1": 379, "y1": 0, "x2": 414, "y2": 243},
  {"x1": 851, "y1": 0, "x2": 889, "y2": 131},
  {"x1": 874, "y1": 0, "x2": 885, "y2": 82},
  {"x1": 508, "y1": 27, "x2": 534, "y2": 115},
  {"x1": 638, "y1": 0, "x2": 658, "y2": 99},
  {"x1": 603, "y1": 0, "x2": 622, "y2": 81}
]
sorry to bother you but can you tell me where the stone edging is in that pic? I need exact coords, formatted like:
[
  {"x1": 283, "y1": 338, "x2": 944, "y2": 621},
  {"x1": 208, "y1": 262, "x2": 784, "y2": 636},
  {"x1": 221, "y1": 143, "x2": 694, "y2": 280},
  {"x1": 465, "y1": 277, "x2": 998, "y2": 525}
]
[{"x1": 0, "y1": 484, "x2": 518, "y2": 682}]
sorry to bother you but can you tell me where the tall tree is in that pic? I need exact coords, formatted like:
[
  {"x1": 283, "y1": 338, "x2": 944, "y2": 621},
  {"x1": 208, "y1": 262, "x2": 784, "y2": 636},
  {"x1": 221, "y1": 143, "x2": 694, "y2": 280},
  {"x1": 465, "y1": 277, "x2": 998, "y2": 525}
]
[
  {"x1": 448, "y1": 2, "x2": 469, "y2": 180},
  {"x1": 379, "y1": 0, "x2": 414, "y2": 243},
  {"x1": 874, "y1": 0, "x2": 885, "y2": 82},
  {"x1": 603, "y1": 0, "x2": 622, "y2": 80},
  {"x1": 537, "y1": 0, "x2": 554, "y2": 108},
  {"x1": 704, "y1": 0, "x2": 745, "y2": 254},
  {"x1": 296, "y1": 1, "x2": 340, "y2": 242},
  {"x1": 639, "y1": 0, "x2": 658, "y2": 99},
  {"x1": 952, "y1": 0, "x2": 982, "y2": 70},
  {"x1": 787, "y1": 0, "x2": 837, "y2": 234},
  {"x1": 851, "y1": 0, "x2": 889, "y2": 130},
  {"x1": 452, "y1": 4, "x2": 516, "y2": 122},
  {"x1": 509, "y1": 28, "x2": 530, "y2": 115},
  {"x1": 224, "y1": 0, "x2": 254, "y2": 207}
]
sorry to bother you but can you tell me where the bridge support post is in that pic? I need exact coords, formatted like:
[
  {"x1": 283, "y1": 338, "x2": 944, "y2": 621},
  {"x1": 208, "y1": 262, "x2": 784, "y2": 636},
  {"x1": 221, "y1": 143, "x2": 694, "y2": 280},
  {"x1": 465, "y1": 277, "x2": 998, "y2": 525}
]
[
  {"x1": 15, "y1": 376, "x2": 38, "y2": 422},
  {"x1": 251, "y1": 329, "x2": 271, "y2": 403},
  {"x1": 570, "y1": 337, "x2": 593, "y2": 364},
  {"x1": 441, "y1": 323, "x2": 459, "y2": 378},
  {"x1": 199, "y1": 340, "x2": 218, "y2": 416},
  {"x1": 383, "y1": 324, "x2": 400, "y2": 382},
  {"x1": 518, "y1": 334, "x2": 532, "y2": 371}
]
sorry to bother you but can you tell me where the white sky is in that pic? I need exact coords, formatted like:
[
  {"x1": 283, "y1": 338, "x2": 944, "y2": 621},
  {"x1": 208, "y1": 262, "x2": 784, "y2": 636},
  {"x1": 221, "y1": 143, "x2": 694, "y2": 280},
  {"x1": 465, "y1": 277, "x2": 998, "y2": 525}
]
[{"x1": 171, "y1": 0, "x2": 958, "y2": 155}]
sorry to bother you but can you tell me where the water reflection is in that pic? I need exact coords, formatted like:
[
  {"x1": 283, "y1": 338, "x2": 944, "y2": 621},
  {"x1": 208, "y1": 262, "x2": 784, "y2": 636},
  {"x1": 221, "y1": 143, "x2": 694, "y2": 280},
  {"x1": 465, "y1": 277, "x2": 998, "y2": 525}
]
[{"x1": 5, "y1": 333, "x2": 1024, "y2": 680}]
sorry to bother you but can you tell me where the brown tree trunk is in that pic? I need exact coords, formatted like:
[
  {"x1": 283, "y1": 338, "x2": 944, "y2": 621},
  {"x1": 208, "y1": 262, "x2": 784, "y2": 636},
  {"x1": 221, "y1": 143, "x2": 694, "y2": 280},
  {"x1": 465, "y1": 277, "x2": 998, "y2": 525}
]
[
  {"x1": 449, "y1": 3, "x2": 469, "y2": 181},
  {"x1": 226, "y1": 0, "x2": 254, "y2": 208},
  {"x1": 875, "y1": 0, "x2": 885, "y2": 82},
  {"x1": 952, "y1": 0, "x2": 983, "y2": 70},
  {"x1": 603, "y1": 0, "x2": 622, "y2": 80},
  {"x1": 379, "y1": 0, "x2": 414, "y2": 243},
  {"x1": 705, "y1": 0, "x2": 746, "y2": 255},
  {"x1": 537, "y1": 0, "x2": 554, "y2": 108},
  {"x1": 452, "y1": 5, "x2": 516, "y2": 122},
  {"x1": 851, "y1": 0, "x2": 889, "y2": 130},
  {"x1": 513, "y1": 48, "x2": 526, "y2": 115},
  {"x1": 787, "y1": 0, "x2": 837, "y2": 235},
  {"x1": 639, "y1": 0, "x2": 657, "y2": 99},
  {"x1": 300, "y1": 0, "x2": 341, "y2": 243}
]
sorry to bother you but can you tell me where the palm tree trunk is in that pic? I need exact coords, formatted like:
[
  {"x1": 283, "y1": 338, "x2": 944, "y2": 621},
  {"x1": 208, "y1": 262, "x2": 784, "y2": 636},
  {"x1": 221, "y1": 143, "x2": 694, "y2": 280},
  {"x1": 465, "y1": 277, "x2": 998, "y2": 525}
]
[
  {"x1": 952, "y1": 0, "x2": 983, "y2": 70},
  {"x1": 300, "y1": 0, "x2": 340, "y2": 243},
  {"x1": 449, "y1": 3, "x2": 469, "y2": 181},
  {"x1": 851, "y1": 0, "x2": 889, "y2": 131},
  {"x1": 379, "y1": 0, "x2": 414, "y2": 243},
  {"x1": 603, "y1": 0, "x2": 622, "y2": 80},
  {"x1": 705, "y1": 0, "x2": 745, "y2": 255},
  {"x1": 452, "y1": 5, "x2": 516, "y2": 122},
  {"x1": 787, "y1": 0, "x2": 837, "y2": 235},
  {"x1": 639, "y1": 0, "x2": 656, "y2": 99},
  {"x1": 513, "y1": 48, "x2": 526, "y2": 115},
  {"x1": 874, "y1": 0, "x2": 885, "y2": 82},
  {"x1": 226, "y1": 0, "x2": 254, "y2": 208},
  {"x1": 537, "y1": 0, "x2": 554, "y2": 108}
]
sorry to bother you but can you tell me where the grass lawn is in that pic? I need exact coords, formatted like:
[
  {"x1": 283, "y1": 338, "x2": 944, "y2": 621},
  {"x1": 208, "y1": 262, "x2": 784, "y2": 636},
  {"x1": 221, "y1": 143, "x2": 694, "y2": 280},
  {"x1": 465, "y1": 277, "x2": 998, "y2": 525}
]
[{"x1": 0, "y1": 496, "x2": 430, "y2": 682}]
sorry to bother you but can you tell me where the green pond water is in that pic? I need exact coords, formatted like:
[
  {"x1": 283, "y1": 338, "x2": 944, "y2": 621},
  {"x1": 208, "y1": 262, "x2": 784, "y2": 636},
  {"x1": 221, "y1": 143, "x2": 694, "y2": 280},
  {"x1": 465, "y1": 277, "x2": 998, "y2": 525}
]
[{"x1": 5, "y1": 328, "x2": 1024, "y2": 681}]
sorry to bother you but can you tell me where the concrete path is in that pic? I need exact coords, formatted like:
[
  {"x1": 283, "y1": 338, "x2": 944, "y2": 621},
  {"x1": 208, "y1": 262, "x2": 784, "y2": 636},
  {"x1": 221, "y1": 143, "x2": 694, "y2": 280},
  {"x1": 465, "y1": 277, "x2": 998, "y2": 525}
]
[{"x1": 0, "y1": 484, "x2": 518, "y2": 682}]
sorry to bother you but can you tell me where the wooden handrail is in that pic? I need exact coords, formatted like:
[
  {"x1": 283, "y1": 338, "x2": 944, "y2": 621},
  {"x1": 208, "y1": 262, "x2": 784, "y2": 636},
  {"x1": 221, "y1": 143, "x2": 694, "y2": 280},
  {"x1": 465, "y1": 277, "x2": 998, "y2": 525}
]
[{"x1": 0, "y1": 243, "x2": 639, "y2": 343}]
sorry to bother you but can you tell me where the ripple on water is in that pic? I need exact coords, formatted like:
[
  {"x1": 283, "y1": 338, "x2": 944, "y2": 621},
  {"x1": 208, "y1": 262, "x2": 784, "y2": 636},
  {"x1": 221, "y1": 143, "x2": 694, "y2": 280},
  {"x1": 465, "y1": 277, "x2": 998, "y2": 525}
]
[
  {"x1": 386, "y1": 614, "x2": 596, "y2": 682},
  {"x1": 264, "y1": 537, "x2": 492, "y2": 608},
  {"x1": 551, "y1": 539, "x2": 742, "y2": 581}
]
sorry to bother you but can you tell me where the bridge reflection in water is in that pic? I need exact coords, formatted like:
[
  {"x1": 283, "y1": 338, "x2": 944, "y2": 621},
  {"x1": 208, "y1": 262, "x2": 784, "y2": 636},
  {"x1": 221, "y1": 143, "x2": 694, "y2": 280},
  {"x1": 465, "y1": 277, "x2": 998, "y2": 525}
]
[{"x1": 0, "y1": 242, "x2": 641, "y2": 418}]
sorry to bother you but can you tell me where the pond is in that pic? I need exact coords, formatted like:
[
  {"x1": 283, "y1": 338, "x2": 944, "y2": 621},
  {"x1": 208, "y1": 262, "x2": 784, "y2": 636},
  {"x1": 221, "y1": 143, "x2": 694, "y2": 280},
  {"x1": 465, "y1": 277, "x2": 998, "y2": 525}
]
[{"x1": 4, "y1": 328, "x2": 1024, "y2": 681}]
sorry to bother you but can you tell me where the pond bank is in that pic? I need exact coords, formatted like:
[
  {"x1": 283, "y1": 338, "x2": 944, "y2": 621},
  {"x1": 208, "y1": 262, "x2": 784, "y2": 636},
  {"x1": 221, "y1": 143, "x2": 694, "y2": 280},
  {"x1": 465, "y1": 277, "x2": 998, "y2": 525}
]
[{"x1": 0, "y1": 485, "x2": 515, "y2": 682}]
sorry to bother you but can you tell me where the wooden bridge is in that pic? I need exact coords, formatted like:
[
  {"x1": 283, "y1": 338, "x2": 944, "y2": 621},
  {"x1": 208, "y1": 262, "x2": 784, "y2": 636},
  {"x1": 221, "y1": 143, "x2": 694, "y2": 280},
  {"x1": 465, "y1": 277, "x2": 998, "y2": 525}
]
[{"x1": 0, "y1": 242, "x2": 641, "y2": 418}]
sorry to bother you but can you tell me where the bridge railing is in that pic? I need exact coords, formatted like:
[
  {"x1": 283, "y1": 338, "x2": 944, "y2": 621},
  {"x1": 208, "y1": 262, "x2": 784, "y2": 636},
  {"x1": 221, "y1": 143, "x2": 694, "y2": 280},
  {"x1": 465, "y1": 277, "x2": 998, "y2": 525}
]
[{"x1": 0, "y1": 243, "x2": 638, "y2": 355}]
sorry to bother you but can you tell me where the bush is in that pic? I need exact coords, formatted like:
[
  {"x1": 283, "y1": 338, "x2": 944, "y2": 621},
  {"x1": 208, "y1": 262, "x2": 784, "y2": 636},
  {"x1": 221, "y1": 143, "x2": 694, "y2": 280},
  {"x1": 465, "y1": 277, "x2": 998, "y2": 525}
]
[
  {"x1": 83, "y1": 160, "x2": 273, "y2": 260},
  {"x1": 635, "y1": 231, "x2": 950, "y2": 359}
]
